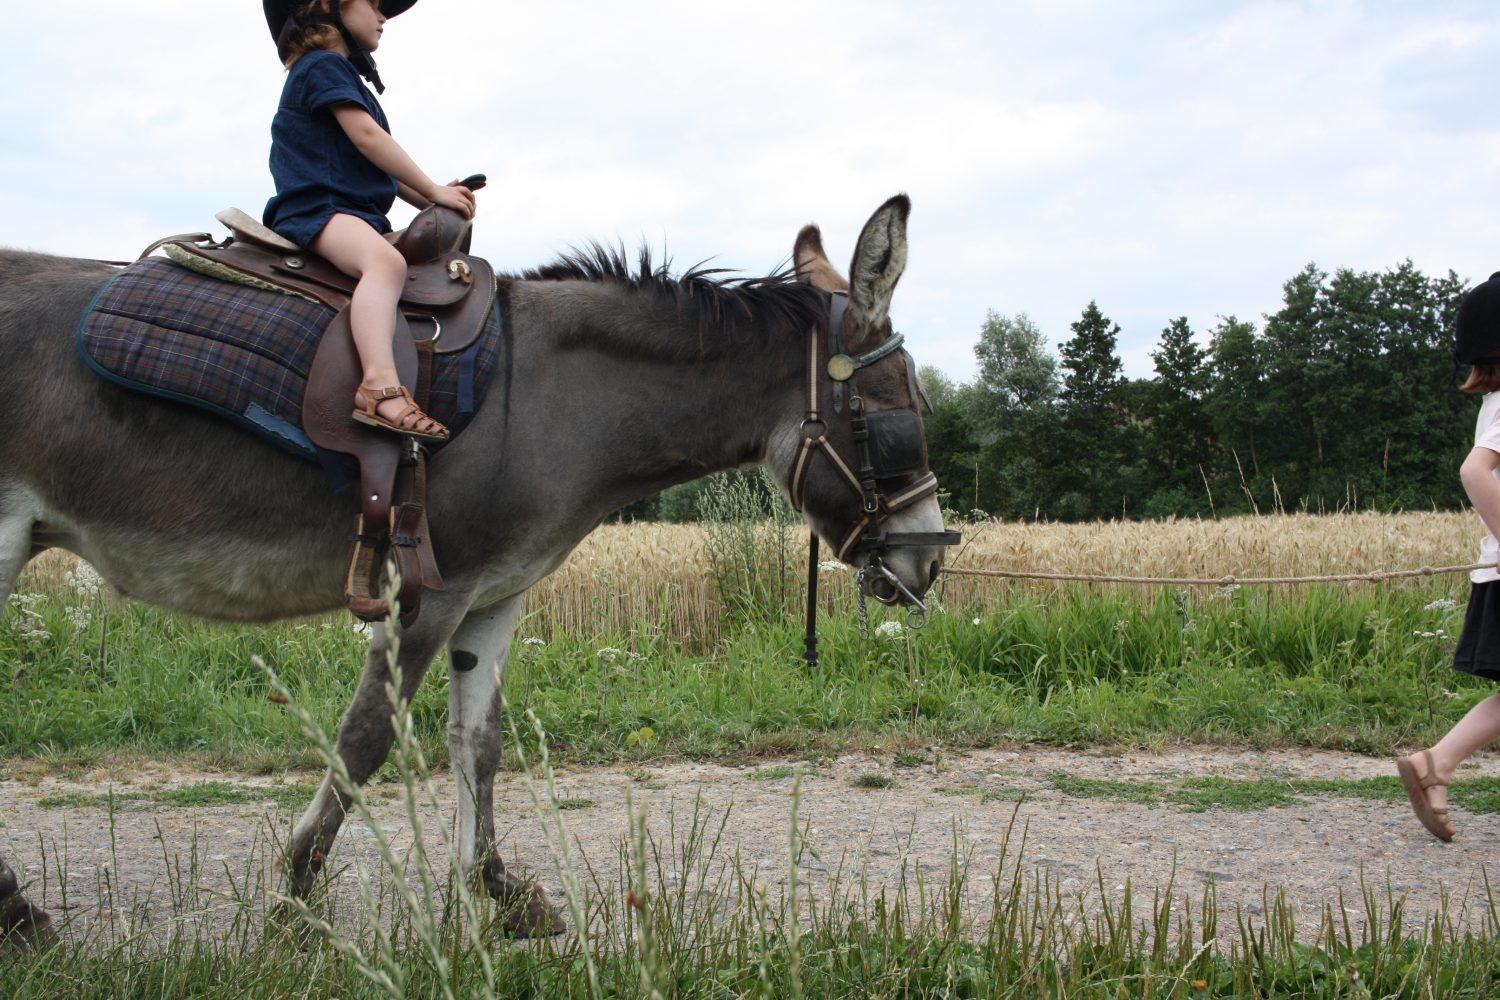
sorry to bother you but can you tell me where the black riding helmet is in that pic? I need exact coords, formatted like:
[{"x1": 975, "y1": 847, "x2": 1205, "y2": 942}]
[
  {"x1": 1456, "y1": 272, "x2": 1500, "y2": 365},
  {"x1": 263, "y1": 0, "x2": 417, "y2": 93}
]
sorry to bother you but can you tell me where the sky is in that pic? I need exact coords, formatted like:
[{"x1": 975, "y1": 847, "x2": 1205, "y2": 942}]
[{"x1": 3, "y1": 1, "x2": 1497, "y2": 383}]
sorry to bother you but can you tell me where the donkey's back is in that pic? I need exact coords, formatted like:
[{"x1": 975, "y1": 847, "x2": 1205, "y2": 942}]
[{"x1": 0, "y1": 250, "x2": 353, "y2": 621}]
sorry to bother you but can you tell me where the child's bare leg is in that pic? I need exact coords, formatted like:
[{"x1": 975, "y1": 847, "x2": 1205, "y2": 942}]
[
  {"x1": 311, "y1": 214, "x2": 446, "y2": 433},
  {"x1": 1407, "y1": 692, "x2": 1500, "y2": 815}
]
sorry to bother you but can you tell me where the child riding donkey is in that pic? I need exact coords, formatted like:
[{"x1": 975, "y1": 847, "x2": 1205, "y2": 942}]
[{"x1": 263, "y1": 0, "x2": 475, "y2": 441}]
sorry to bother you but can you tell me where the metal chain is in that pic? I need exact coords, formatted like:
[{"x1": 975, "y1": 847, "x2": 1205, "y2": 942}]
[
  {"x1": 851, "y1": 564, "x2": 934, "y2": 637},
  {"x1": 854, "y1": 567, "x2": 872, "y2": 640}
]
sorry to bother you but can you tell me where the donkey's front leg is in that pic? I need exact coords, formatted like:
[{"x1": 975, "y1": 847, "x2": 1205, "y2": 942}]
[
  {"x1": 285, "y1": 620, "x2": 446, "y2": 898},
  {"x1": 0, "y1": 510, "x2": 53, "y2": 945},
  {"x1": 448, "y1": 596, "x2": 563, "y2": 936}
]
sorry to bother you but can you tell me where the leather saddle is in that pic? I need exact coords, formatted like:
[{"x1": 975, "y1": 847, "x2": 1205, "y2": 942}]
[{"x1": 146, "y1": 202, "x2": 496, "y2": 626}]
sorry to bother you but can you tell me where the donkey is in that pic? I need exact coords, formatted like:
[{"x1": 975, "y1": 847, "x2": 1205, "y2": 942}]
[{"x1": 0, "y1": 195, "x2": 955, "y2": 941}]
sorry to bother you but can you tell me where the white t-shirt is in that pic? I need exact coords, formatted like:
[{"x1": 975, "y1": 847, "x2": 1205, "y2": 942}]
[{"x1": 1472, "y1": 391, "x2": 1500, "y2": 583}]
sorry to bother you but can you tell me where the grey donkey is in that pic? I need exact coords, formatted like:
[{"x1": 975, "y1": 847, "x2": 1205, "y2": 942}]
[{"x1": 0, "y1": 195, "x2": 955, "y2": 943}]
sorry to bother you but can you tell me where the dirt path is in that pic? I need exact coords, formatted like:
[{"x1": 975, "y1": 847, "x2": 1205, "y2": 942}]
[{"x1": 3, "y1": 746, "x2": 1497, "y2": 942}]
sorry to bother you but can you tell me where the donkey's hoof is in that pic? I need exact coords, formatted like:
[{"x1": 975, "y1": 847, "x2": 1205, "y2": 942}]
[
  {"x1": 0, "y1": 894, "x2": 56, "y2": 949},
  {"x1": 500, "y1": 882, "x2": 565, "y2": 938},
  {"x1": 479, "y1": 867, "x2": 566, "y2": 938}
]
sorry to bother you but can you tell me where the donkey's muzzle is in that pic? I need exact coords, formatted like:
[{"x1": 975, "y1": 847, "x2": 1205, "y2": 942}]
[{"x1": 860, "y1": 542, "x2": 955, "y2": 608}]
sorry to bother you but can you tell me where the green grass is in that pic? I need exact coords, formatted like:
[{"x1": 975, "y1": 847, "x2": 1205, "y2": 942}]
[
  {"x1": 1049, "y1": 773, "x2": 1165, "y2": 806},
  {"x1": 0, "y1": 580, "x2": 1482, "y2": 769},
  {"x1": 851, "y1": 773, "x2": 895, "y2": 789},
  {"x1": 6, "y1": 589, "x2": 1500, "y2": 1000},
  {"x1": 33, "y1": 781, "x2": 314, "y2": 812}
]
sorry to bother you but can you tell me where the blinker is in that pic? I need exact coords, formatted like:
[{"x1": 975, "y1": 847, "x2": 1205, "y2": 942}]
[{"x1": 864, "y1": 409, "x2": 926, "y2": 479}]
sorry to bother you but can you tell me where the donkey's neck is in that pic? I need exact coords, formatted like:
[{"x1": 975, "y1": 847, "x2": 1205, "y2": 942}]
[{"x1": 507, "y1": 279, "x2": 815, "y2": 519}]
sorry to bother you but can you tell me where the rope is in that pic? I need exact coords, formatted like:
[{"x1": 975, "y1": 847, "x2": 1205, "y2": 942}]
[{"x1": 939, "y1": 562, "x2": 1497, "y2": 587}]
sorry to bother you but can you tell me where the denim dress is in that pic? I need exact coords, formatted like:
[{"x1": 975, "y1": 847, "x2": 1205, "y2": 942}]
[{"x1": 263, "y1": 50, "x2": 399, "y2": 248}]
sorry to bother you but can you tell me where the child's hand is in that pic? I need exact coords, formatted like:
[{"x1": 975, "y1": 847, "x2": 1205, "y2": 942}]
[{"x1": 429, "y1": 182, "x2": 476, "y2": 219}]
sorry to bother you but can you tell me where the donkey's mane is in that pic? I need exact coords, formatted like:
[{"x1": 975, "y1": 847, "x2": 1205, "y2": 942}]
[{"x1": 517, "y1": 243, "x2": 827, "y2": 339}]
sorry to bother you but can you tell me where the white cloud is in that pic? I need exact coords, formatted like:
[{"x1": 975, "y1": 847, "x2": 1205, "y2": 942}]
[{"x1": 3, "y1": 1, "x2": 1499, "y2": 381}]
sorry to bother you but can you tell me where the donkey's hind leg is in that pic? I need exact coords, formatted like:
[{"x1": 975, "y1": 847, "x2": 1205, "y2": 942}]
[
  {"x1": 447, "y1": 596, "x2": 563, "y2": 936},
  {"x1": 0, "y1": 505, "x2": 54, "y2": 944},
  {"x1": 0, "y1": 498, "x2": 38, "y2": 610}
]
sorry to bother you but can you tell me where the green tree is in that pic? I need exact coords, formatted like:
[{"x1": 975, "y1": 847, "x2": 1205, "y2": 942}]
[
  {"x1": 967, "y1": 311, "x2": 1060, "y2": 518},
  {"x1": 1257, "y1": 264, "x2": 1330, "y2": 508},
  {"x1": 1054, "y1": 302, "x2": 1128, "y2": 520},
  {"x1": 1143, "y1": 317, "x2": 1211, "y2": 515},
  {"x1": 1204, "y1": 315, "x2": 1263, "y2": 512}
]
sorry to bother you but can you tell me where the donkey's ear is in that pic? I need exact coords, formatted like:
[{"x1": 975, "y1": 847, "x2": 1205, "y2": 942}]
[
  {"x1": 794, "y1": 224, "x2": 849, "y2": 292},
  {"x1": 845, "y1": 194, "x2": 910, "y2": 352}
]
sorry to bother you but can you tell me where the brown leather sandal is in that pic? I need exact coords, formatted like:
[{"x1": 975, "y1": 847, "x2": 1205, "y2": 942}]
[
  {"x1": 352, "y1": 384, "x2": 449, "y2": 442},
  {"x1": 1395, "y1": 749, "x2": 1453, "y2": 842}
]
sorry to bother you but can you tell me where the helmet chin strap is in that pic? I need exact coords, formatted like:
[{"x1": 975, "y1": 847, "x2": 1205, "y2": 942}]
[
  {"x1": 300, "y1": 2, "x2": 386, "y2": 92},
  {"x1": 332, "y1": 5, "x2": 387, "y2": 93},
  {"x1": 340, "y1": 34, "x2": 386, "y2": 93}
]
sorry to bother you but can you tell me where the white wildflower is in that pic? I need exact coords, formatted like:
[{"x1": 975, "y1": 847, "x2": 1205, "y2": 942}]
[
  {"x1": 874, "y1": 621, "x2": 905, "y2": 639},
  {"x1": 64, "y1": 606, "x2": 92, "y2": 631},
  {"x1": 1413, "y1": 629, "x2": 1449, "y2": 639},
  {"x1": 65, "y1": 563, "x2": 103, "y2": 600},
  {"x1": 972, "y1": 617, "x2": 982, "y2": 626},
  {"x1": 1424, "y1": 598, "x2": 1459, "y2": 612},
  {"x1": 13, "y1": 608, "x2": 49, "y2": 647},
  {"x1": 597, "y1": 647, "x2": 624, "y2": 663},
  {"x1": 7, "y1": 593, "x2": 41, "y2": 609},
  {"x1": 817, "y1": 561, "x2": 848, "y2": 572},
  {"x1": 1210, "y1": 584, "x2": 1240, "y2": 602},
  {"x1": 1114, "y1": 619, "x2": 1130, "y2": 635},
  {"x1": 521, "y1": 637, "x2": 546, "y2": 647}
]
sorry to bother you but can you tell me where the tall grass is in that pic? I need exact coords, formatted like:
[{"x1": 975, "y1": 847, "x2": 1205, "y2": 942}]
[
  {"x1": 0, "y1": 572, "x2": 1481, "y2": 767},
  {"x1": 16, "y1": 510, "x2": 1476, "y2": 651},
  {"x1": 5, "y1": 657, "x2": 1500, "y2": 998}
]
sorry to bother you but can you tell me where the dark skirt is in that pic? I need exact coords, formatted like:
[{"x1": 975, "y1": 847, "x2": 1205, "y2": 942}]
[{"x1": 1454, "y1": 580, "x2": 1500, "y2": 681}]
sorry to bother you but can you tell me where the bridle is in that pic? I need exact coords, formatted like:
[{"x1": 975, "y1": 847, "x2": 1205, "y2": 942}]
[{"x1": 789, "y1": 290, "x2": 962, "y2": 666}]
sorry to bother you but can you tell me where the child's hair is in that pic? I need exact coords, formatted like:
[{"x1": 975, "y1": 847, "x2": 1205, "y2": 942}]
[
  {"x1": 1462, "y1": 358, "x2": 1500, "y2": 394},
  {"x1": 281, "y1": 0, "x2": 354, "y2": 68}
]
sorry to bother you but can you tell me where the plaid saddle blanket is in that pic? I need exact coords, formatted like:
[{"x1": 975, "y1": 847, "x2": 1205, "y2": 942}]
[{"x1": 77, "y1": 257, "x2": 501, "y2": 459}]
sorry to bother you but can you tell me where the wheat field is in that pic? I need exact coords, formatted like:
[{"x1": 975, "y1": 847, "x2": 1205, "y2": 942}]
[
  {"x1": 17, "y1": 511, "x2": 1481, "y2": 646},
  {"x1": 542, "y1": 511, "x2": 1480, "y2": 641}
]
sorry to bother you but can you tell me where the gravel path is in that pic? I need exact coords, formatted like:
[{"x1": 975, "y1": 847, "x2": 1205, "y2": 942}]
[{"x1": 3, "y1": 746, "x2": 1497, "y2": 943}]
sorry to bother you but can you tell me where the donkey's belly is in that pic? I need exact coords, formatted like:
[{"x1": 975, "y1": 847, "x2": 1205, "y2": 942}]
[{"x1": 36, "y1": 519, "x2": 346, "y2": 623}]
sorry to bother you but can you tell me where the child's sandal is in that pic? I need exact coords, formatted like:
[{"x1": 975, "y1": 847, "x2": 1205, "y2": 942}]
[
  {"x1": 353, "y1": 384, "x2": 449, "y2": 442},
  {"x1": 1395, "y1": 749, "x2": 1454, "y2": 842}
]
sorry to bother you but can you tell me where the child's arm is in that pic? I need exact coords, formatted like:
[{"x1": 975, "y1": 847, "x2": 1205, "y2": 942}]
[
  {"x1": 1461, "y1": 446, "x2": 1500, "y2": 541},
  {"x1": 396, "y1": 181, "x2": 431, "y2": 209},
  {"x1": 331, "y1": 105, "x2": 475, "y2": 218}
]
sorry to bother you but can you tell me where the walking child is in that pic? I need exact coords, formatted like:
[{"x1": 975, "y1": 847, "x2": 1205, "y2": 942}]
[
  {"x1": 262, "y1": 0, "x2": 474, "y2": 441},
  {"x1": 1397, "y1": 271, "x2": 1500, "y2": 841}
]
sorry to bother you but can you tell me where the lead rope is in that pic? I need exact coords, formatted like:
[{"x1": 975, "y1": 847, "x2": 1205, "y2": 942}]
[{"x1": 804, "y1": 532, "x2": 821, "y2": 669}]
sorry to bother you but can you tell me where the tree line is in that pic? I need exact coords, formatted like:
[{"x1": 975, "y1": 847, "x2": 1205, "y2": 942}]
[
  {"x1": 616, "y1": 259, "x2": 1476, "y2": 523},
  {"x1": 922, "y1": 260, "x2": 1475, "y2": 521}
]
